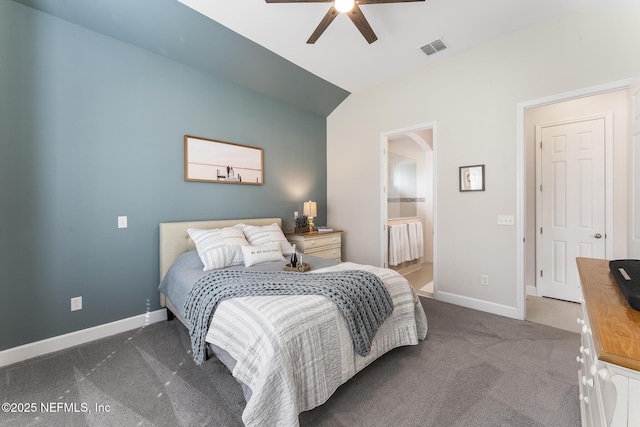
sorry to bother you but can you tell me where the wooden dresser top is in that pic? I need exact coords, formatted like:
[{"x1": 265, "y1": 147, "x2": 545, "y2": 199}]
[{"x1": 576, "y1": 257, "x2": 640, "y2": 372}]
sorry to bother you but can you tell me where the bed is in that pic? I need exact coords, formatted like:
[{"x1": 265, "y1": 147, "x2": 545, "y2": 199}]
[{"x1": 158, "y1": 218, "x2": 428, "y2": 426}]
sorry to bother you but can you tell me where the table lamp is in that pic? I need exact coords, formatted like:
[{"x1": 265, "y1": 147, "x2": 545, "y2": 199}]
[{"x1": 303, "y1": 200, "x2": 317, "y2": 231}]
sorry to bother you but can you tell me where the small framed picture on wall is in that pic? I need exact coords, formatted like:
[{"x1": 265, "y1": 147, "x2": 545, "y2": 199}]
[{"x1": 459, "y1": 164, "x2": 485, "y2": 192}]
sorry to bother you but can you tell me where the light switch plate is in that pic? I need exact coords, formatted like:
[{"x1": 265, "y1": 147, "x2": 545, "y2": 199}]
[
  {"x1": 71, "y1": 296, "x2": 82, "y2": 311},
  {"x1": 497, "y1": 215, "x2": 515, "y2": 226},
  {"x1": 117, "y1": 216, "x2": 128, "y2": 229}
]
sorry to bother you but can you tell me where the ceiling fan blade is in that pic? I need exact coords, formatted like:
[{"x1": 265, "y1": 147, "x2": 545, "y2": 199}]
[
  {"x1": 307, "y1": 6, "x2": 339, "y2": 44},
  {"x1": 357, "y1": 0, "x2": 425, "y2": 3},
  {"x1": 346, "y1": 3, "x2": 377, "y2": 44}
]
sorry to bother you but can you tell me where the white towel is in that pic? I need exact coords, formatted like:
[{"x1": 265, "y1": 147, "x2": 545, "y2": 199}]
[
  {"x1": 402, "y1": 225, "x2": 412, "y2": 264},
  {"x1": 399, "y1": 225, "x2": 411, "y2": 264},
  {"x1": 388, "y1": 225, "x2": 401, "y2": 266},
  {"x1": 414, "y1": 221, "x2": 424, "y2": 259},
  {"x1": 389, "y1": 224, "x2": 411, "y2": 266},
  {"x1": 408, "y1": 222, "x2": 419, "y2": 260}
]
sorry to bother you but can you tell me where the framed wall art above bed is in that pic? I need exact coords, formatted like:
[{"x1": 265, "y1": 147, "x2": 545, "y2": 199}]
[{"x1": 184, "y1": 135, "x2": 264, "y2": 185}]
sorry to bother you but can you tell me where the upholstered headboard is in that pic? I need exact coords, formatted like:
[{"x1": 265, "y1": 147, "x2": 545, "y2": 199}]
[{"x1": 159, "y1": 217, "x2": 282, "y2": 282}]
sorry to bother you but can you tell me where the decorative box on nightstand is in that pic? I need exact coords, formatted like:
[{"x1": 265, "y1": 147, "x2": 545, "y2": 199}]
[{"x1": 285, "y1": 230, "x2": 342, "y2": 261}]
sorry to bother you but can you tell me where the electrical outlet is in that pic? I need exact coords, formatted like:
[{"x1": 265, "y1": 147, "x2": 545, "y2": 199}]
[
  {"x1": 481, "y1": 275, "x2": 489, "y2": 286},
  {"x1": 71, "y1": 296, "x2": 82, "y2": 311},
  {"x1": 294, "y1": 211, "x2": 299, "y2": 219}
]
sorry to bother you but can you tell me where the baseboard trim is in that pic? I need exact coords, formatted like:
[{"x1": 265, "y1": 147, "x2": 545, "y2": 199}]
[
  {"x1": 0, "y1": 309, "x2": 167, "y2": 368},
  {"x1": 526, "y1": 285, "x2": 540, "y2": 296},
  {"x1": 435, "y1": 291, "x2": 521, "y2": 320}
]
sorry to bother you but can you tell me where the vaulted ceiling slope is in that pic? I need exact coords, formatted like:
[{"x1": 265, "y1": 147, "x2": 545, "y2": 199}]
[
  {"x1": 180, "y1": 0, "x2": 640, "y2": 93},
  {"x1": 13, "y1": 0, "x2": 350, "y2": 117}
]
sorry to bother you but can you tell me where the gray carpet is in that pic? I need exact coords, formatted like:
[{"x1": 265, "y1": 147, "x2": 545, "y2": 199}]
[{"x1": 0, "y1": 298, "x2": 581, "y2": 427}]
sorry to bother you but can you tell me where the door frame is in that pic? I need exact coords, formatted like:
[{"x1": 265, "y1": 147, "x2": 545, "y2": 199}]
[
  {"x1": 535, "y1": 113, "x2": 613, "y2": 298},
  {"x1": 380, "y1": 121, "x2": 438, "y2": 294},
  {"x1": 516, "y1": 78, "x2": 634, "y2": 319}
]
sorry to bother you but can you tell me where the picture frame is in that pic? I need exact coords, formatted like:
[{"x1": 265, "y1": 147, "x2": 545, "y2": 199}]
[
  {"x1": 184, "y1": 135, "x2": 263, "y2": 185},
  {"x1": 459, "y1": 164, "x2": 485, "y2": 192}
]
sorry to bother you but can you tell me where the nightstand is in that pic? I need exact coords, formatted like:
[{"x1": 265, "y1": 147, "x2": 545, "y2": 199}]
[{"x1": 285, "y1": 230, "x2": 342, "y2": 261}]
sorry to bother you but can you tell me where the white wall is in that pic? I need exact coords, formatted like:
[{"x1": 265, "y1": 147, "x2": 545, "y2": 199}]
[{"x1": 327, "y1": 12, "x2": 640, "y2": 317}]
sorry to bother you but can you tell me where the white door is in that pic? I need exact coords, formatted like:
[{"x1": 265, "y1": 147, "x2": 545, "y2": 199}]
[
  {"x1": 539, "y1": 118, "x2": 606, "y2": 302},
  {"x1": 630, "y1": 82, "x2": 640, "y2": 258}
]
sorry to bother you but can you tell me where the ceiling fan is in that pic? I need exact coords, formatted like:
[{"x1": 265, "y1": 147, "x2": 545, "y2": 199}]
[{"x1": 265, "y1": 0, "x2": 425, "y2": 44}]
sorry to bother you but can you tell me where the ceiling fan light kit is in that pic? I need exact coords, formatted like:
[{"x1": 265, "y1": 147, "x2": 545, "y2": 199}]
[
  {"x1": 265, "y1": 0, "x2": 425, "y2": 44},
  {"x1": 334, "y1": 0, "x2": 355, "y2": 13}
]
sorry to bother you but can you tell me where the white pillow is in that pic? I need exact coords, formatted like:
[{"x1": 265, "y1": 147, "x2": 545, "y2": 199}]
[
  {"x1": 241, "y1": 223, "x2": 294, "y2": 255},
  {"x1": 187, "y1": 227, "x2": 249, "y2": 271},
  {"x1": 241, "y1": 242, "x2": 285, "y2": 267}
]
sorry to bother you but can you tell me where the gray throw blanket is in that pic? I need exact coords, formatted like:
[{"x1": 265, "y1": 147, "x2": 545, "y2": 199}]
[{"x1": 184, "y1": 269, "x2": 394, "y2": 365}]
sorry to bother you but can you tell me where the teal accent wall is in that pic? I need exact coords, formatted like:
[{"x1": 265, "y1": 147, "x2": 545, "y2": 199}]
[{"x1": 0, "y1": 1, "x2": 328, "y2": 351}]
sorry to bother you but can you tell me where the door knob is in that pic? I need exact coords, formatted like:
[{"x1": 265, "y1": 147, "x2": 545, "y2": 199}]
[{"x1": 594, "y1": 233, "x2": 602, "y2": 239}]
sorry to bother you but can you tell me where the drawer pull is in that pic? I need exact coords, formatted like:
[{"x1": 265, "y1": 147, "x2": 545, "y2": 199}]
[
  {"x1": 578, "y1": 346, "x2": 591, "y2": 357},
  {"x1": 577, "y1": 318, "x2": 584, "y2": 325},
  {"x1": 592, "y1": 365, "x2": 609, "y2": 380},
  {"x1": 576, "y1": 356, "x2": 584, "y2": 364},
  {"x1": 581, "y1": 376, "x2": 594, "y2": 388}
]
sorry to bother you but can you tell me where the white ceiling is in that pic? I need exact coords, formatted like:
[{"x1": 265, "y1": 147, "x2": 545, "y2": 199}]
[{"x1": 178, "y1": 0, "x2": 640, "y2": 93}]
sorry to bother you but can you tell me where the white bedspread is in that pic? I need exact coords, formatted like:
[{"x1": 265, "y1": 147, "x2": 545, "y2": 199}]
[{"x1": 205, "y1": 262, "x2": 428, "y2": 426}]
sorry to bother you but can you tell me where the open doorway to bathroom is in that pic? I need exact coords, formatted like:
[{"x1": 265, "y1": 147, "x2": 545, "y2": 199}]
[{"x1": 382, "y1": 124, "x2": 435, "y2": 298}]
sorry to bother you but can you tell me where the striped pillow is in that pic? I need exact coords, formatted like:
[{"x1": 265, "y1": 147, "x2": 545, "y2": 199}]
[
  {"x1": 187, "y1": 227, "x2": 249, "y2": 271},
  {"x1": 239, "y1": 223, "x2": 294, "y2": 255}
]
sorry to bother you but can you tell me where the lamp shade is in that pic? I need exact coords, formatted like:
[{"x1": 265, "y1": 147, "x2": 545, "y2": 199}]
[{"x1": 303, "y1": 201, "x2": 317, "y2": 217}]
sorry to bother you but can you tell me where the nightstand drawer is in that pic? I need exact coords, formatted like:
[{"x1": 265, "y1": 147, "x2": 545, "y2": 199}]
[
  {"x1": 299, "y1": 234, "x2": 341, "y2": 251},
  {"x1": 285, "y1": 230, "x2": 343, "y2": 261},
  {"x1": 307, "y1": 247, "x2": 341, "y2": 261}
]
